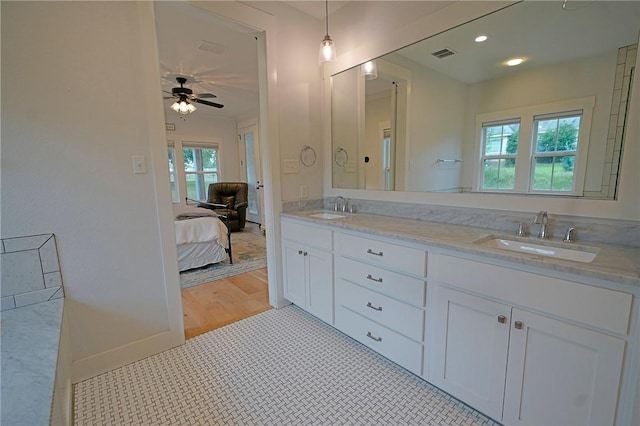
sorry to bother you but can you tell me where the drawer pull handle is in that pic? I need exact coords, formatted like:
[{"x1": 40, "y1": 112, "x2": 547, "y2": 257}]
[
  {"x1": 366, "y1": 302, "x2": 382, "y2": 311},
  {"x1": 498, "y1": 315, "x2": 506, "y2": 324},
  {"x1": 514, "y1": 321, "x2": 524, "y2": 330},
  {"x1": 366, "y1": 274, "x2": 383, "y2": 283},
  {"x1": 366, "y1": 331, "x2": 382, "y2": 342},
  {"x1": 366, "y1": 248, "x2": 384, "y2": 257}
]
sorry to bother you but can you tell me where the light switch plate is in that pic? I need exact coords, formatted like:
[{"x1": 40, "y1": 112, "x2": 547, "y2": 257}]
[{"x1": 283, "y1": 159, "x2": 300, "y2": 174}]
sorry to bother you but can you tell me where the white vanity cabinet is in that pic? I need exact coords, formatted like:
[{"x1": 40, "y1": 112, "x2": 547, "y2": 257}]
[
  {"x1": 428, "y1": 253, "x2": 633, "y2": 426},
  {"x1": 281, "y1": 218, "x2": 334, "y2": 324},
  {"x1": 333, "y1": 232, "x2": 427, "y2": 375}
]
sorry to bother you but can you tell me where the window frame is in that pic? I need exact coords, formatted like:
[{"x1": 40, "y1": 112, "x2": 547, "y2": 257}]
[
  {"x1": 166, "y1": 137, "x2": 223, "y2": 204},
  {"x1": 182, "y1": 142, "x2": 221, "y2": 201},
  {"x1": 473, "y1": 97, "x2": 595, "y2": 196},
  {"x1": 479, "y1": 118, "x2": 521, "y2": 192},
  {"x1": 167, "y1": 143, "x2": 179, "y2": 203}
]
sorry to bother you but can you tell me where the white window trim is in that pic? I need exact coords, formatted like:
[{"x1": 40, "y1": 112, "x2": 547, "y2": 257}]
[
  {"x1": 167, "y1": 135, "x2": 223, "y2": 205},
  {"x1": 167, "y1": 141, "x2": 179, "y2": 203},
  {"x1": 473, "y1": 96, "x2": 595, "y2": 196}
]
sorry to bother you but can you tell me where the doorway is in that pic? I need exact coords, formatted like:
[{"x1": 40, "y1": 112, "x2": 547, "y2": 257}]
[
  {"x1": 238, "y1": 120, "x2": 265, "y2": 228},
  {"x1": 154, "y1": 2, "x2": 278, "y2": 340}
]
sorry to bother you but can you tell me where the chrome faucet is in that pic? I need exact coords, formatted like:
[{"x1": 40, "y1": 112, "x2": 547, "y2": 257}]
[
  {"x1": 533, "y1": 211, "x2": 549, "y2": 239},
  {"x1": 334, "y1": 196, "x2": 345, "y2": 212}
]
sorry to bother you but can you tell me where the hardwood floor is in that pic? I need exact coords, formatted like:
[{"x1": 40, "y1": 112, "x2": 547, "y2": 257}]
[{"x1": 181, "y1": 267, "x2": 270, "y2": 339}]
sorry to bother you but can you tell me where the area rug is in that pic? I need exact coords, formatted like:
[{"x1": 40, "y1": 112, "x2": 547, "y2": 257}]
[{"x1": 179, "y1": 225, "x2": 266, "y2": 289}]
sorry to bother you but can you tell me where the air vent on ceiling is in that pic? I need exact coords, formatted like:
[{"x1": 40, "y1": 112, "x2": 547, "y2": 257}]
[
  {"x1": 431, "y1": 48, "x2": 456, "y2": 59},
  {"x1": 198, "y1": 40, "x2": 226, "y2": 55}
]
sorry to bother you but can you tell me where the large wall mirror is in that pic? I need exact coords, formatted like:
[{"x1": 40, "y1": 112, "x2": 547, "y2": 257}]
[{"x1": 331, "y1": 1, "x2": 639, "y2": 199}]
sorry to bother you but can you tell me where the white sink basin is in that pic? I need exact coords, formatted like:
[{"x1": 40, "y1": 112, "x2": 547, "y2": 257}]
[
  {"x1": 308, "y1": 212, "x2": 346, "y2": 220},
  {"x1": 475, "y1": 236, "x2": 599, "y2": 263}
]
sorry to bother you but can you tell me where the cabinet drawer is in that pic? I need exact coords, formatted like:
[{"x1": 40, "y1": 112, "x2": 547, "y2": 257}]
[
  {"x1": 336, "y1": 279, "x2": 424, "y2": 341},
  {"x1": 335, "y1": 233, "x2": 426, "y2": 276},
  {"x1": 436, "y1": 254, "x2": 633, "y2": 335},
  {"x1": 335, "y1": 306, "x2": 423, "y2": 375},
  {"x1": 281, "y1": 220, "x2": 332, "y2": 250},
  {"x1": 336, "y1": 257, "x2": 426, "y2": 306}
]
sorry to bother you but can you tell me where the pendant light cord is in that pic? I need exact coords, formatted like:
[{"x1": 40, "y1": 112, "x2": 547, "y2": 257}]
[{"x1": 325, "y1": 0, "x2": 329, "y2": 36}]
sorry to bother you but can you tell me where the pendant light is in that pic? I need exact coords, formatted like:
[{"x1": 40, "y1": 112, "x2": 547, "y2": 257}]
[
  {"x1": 319, "y1": 0, "x2": 337, "y2": 63},
  {"x1": 361, "y1": 60, "x2": 378, "y2": 80}
]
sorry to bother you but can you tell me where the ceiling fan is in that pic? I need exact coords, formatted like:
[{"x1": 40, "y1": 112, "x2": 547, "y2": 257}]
[{"x1": 164, "y1": 77, "x2": 224, "y2": 114}]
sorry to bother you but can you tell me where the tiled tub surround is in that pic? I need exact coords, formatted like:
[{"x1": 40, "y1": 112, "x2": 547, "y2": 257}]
[
  {"x1": 1, "y1": 234, "x2": 70, "y2": 425},
  {"x1": 1, "y1": 233, "x2": 64, "y2": 311},
  {"x1": 1, "y1": 298, "x2": 67, "y2": 425}
]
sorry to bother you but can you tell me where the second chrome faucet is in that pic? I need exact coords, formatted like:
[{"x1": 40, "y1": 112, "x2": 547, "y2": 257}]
[{"x1": 533, "y1": 211, "x2": 549, "y2": 239}]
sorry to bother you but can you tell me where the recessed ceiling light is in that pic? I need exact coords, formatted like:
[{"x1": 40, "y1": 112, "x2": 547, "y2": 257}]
[
  {"x1": 475, "y1": 35, "x2": 488, "y2": 43},
  {"x1": 507, "y1": 58, "x2": 524, "y2": 66}
]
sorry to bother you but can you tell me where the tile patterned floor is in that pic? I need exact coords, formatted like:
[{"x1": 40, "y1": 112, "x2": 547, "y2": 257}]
[{"x1": 74, "y1": 306, "x2": 499, "y2": 425}]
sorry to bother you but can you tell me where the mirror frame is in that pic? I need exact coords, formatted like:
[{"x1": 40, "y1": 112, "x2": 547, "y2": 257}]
[{"x1": 322, "y1": 1, "x2": 640, "y2": 220}]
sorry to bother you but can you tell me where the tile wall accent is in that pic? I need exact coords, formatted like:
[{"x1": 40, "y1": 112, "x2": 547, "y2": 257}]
[
  {"x1": 1, "y1": 234, "x2": 64, "y2": 311},
  {"x1": 585, "y1": 43, "x2": 637, "y2": 199}
]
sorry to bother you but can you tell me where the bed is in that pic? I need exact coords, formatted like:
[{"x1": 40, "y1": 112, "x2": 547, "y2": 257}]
[{"x1": 174, "y1": 203, "x2": 232, "y2": 272}]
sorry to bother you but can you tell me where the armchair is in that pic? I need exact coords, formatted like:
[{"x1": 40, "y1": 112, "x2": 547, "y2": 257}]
[{"x1": 201, "y1": 182, "x2": 249, "y2": 232}]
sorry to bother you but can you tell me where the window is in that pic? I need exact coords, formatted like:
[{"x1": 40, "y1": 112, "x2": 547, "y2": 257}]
[
  {"x1": 167, "y1": 146, "x2": 179, "y2": 203},
  {"x1": 531, "y1": 112, "x2": 581, "y2": 192},
  {"x1": 474, "y1": 97, "x2": 594, "y2": 196},
  {"x1": 480, "y1": 120, "x2": 520, "y2": 190},
  {"x1": 166, "y1": 139, "x2": 222, "y2": 204},
  {"x1": 182, "y1": 144, "x2": 219, "y2": 200}
]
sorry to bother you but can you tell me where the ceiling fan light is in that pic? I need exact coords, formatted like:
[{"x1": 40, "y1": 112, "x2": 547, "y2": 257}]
[{"x1": 171, "y1": 100, "x2": 196, "y2": 115}]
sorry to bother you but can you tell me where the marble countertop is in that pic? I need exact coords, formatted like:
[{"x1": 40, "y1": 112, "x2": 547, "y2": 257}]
[
  {"x1": 282, "y1": 210, "x2": 640, "y2": 289},
  {"x1": 1, "y1": 298, "x2": 64, "y2": 426}
]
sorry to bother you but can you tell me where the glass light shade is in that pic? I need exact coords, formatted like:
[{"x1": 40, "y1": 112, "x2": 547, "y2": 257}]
[
  {"x1": 319, "y1": 35, "x2": 337, "y2": 63},
  {"x1": 171, "y1": 100, "x2": 196, "y2": 115},
  {"x1": 361, "y1": 60, "x2": 378, "y2": 80}
]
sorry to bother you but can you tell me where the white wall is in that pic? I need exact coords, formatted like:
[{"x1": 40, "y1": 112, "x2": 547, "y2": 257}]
[
  {"x1": 255, "y1": 2, "x2": 325, "y2": 203},
  {"x1": 1, "y1": 2, "x2": 183, "y2": 380}
]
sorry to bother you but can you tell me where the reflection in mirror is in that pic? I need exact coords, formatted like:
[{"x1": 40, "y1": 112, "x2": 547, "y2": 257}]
[{"x1": 331, "y1": 1, "x2": 639, "y2": 198}]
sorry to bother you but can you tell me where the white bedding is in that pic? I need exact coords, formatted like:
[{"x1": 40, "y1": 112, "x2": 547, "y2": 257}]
[{"x1": 174, "y1": 217, "x2": 229, "y2": 248}]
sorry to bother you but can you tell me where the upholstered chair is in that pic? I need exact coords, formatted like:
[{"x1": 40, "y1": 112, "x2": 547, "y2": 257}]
[{"x1": 202, "y1": 182, "x2": 249, "y2": 232}]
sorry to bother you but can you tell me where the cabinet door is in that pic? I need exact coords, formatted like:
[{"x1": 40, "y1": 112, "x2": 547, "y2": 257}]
[
  {"x1": 282, "y1": 239, "x2": 306, "y2": 307},
  {"x1": 306, "y1": 247, "x2": 333, "y2": 324},
  {"x1": 504, "y1": 309, "x2": 625, "y2": 426},
  {"x1": 430, "y1": 286, "x2": 511, "y2": 421}
]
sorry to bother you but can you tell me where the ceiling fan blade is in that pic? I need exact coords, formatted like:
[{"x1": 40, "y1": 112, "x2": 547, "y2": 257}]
[
  {"x1": 195, "y1": 93, "x2": 217, "y2": 99},
  {"x1": 162, "y1": 90, "x2": 174, "y2": 95},
  {"x1": 194, "y1": 98, "x2": 224, "y2": 109}
]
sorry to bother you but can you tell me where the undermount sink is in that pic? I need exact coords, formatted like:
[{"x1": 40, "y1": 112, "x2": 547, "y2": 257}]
[
  {"x1": 308, "y1": 212, "x2": 346, "y2": 220},
  {"x1": 475, "y1": 235, "x2": 599, "y2": 263}
]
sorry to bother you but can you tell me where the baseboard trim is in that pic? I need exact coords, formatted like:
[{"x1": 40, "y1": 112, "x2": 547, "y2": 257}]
[{"x1": 71, "y1": 329, "x2": 184, "y2": 383}]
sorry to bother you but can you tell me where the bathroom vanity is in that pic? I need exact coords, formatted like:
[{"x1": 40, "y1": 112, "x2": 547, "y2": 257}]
[{"x1": 281, "y1": 211, "x2": 639, "y2": 426}]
